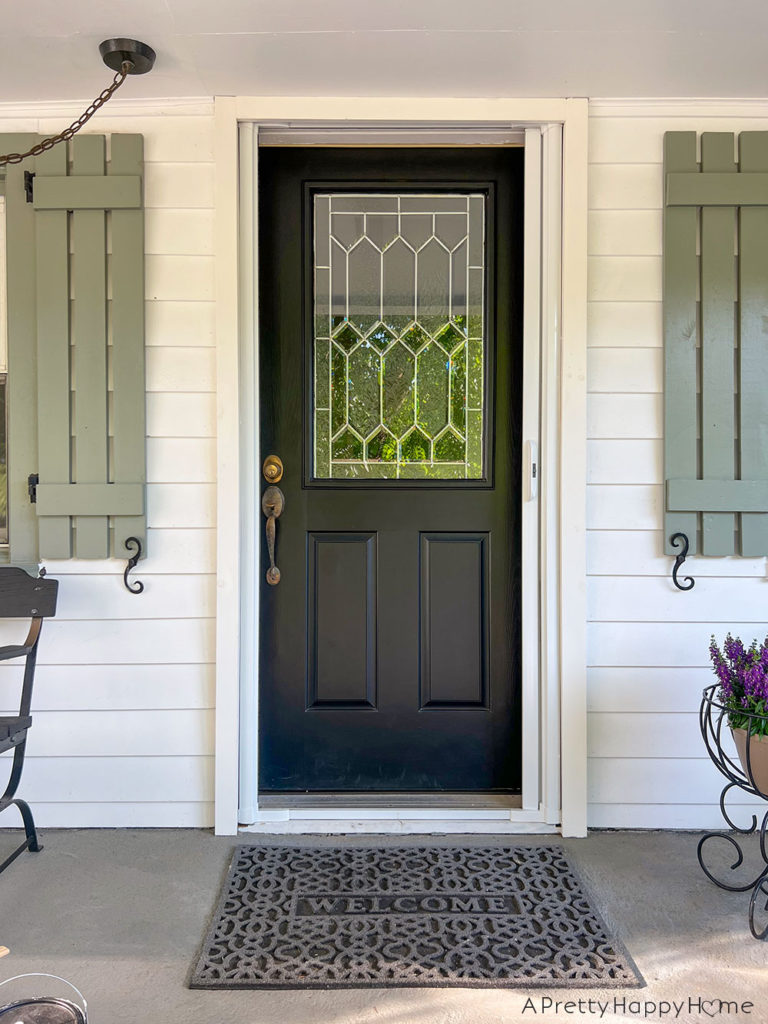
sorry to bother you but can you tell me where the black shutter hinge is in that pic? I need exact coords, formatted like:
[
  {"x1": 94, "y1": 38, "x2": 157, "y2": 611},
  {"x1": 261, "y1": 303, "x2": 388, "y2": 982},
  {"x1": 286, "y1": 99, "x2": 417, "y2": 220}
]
[
  {"x1": 27, "y1": 473, "x2": 38, "y2": 504},
  {"x1": 24, "y1": 171, "x2": 35, "y2": 203}
]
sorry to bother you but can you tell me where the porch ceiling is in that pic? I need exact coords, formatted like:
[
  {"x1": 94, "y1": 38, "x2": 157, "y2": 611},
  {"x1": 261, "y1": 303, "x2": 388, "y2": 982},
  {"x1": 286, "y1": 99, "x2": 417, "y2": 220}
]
[{"x1": 1, "y1": 0, "x2": 768, "y2": 104}]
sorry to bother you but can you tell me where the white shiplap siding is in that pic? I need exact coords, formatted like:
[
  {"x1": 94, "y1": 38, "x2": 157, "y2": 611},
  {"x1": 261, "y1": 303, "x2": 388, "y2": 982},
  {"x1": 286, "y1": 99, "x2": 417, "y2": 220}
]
[
  {"x1": 0, "y1": 103, "x2": 216, "y2": 827},
  {"x1": 5, "y1": 98, "x2": 767, "y2": 832},
  {"x1": 587, "y1": 103, "x2": 768, "y2": 829}
]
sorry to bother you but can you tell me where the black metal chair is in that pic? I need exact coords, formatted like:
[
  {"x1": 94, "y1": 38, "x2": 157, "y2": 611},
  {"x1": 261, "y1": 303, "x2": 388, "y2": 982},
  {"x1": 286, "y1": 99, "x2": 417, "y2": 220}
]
[{"x1": 0, "y1": 567, "x2": 58, "y2": 875}]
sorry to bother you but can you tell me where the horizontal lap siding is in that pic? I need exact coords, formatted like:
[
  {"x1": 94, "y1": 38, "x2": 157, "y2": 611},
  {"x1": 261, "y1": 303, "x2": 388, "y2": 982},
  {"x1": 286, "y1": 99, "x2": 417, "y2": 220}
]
[
  {"x1": 0, "y1": 108, "x2": 215, "y2": 827},
  {"x1": 587, "y1": 107, "x2": 768, "y2": 829}
]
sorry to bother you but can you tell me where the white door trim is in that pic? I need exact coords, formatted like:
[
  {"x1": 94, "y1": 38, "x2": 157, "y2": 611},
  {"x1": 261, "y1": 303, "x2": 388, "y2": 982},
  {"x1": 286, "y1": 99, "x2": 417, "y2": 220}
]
[{"x1": 213, "y1": 97, "x2": 588, "y2": 837}]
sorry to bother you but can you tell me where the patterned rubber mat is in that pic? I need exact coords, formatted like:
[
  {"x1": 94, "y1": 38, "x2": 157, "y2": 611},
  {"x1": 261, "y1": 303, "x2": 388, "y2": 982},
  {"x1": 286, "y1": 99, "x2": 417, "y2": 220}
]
[{"x1": 190, "y1": 845, "x2": 644, "y2": 989}]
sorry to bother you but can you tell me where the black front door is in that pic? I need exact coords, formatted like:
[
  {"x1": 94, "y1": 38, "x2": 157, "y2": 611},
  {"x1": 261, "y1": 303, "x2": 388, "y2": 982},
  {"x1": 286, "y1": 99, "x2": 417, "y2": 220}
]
[{"x1": 258, "y1": 147, "x2": 523, "y2": 795}]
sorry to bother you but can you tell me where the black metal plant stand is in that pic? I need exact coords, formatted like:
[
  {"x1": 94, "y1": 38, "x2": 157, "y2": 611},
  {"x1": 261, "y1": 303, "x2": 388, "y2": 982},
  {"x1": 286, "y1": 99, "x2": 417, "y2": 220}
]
[{"x1": 698, "y1": 683, "x2": 768, "y2": 939}]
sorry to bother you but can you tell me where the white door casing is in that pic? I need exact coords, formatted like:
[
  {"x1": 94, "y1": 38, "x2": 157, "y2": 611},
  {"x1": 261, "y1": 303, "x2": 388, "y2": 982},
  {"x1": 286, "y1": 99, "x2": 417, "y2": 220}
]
[{"x1": 213, "y1": 97, "x2": 588, "y2": 837}]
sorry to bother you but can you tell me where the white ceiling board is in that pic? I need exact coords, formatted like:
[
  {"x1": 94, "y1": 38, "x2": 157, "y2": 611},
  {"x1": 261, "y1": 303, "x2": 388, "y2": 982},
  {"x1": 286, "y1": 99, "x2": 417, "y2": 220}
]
[
  {"x1": 181, "y1": 29, "x2": 768, "y2": 100},
  {"x1": 0, "y1": 1, "x2": 767, "y2": 103},
  {"x1": 0, "y1": 0, "x2": 760, "y2": 39},
  {"x1": 0, "y1": 0, "x2": 178, "y2": 40}
]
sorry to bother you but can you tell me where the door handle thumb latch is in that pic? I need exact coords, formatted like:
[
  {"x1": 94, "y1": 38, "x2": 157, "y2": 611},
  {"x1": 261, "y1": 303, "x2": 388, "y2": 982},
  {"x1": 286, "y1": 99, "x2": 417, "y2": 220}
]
[{"x1": 262, "y1": 485, "x2": 285, "y2": 585}]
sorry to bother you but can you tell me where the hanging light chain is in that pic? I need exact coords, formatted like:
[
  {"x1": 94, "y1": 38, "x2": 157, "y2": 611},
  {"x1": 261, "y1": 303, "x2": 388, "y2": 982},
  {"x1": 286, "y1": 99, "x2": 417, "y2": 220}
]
[{"x1": 0, "y1": 60, "x2": 133, "y2": 168}]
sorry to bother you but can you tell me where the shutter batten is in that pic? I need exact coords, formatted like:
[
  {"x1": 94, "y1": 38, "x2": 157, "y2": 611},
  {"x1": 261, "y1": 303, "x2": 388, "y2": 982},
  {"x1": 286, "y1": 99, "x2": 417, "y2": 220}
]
[
  {"x1": 666, "y1": 171, "x2": 768, "y2": 206},
  {"x1": 35, "y1": 484, "x2": 144, "y2": 517},
  {"x1": 32, "y1": 175, "x2": 141, "y2": 210}
]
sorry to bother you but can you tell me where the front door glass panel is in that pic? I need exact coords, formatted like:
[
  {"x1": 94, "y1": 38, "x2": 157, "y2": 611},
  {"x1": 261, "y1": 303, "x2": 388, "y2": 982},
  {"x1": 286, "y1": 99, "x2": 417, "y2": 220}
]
[{"x1": 313, "y1": 192, "x2": 486, "y2": 480}]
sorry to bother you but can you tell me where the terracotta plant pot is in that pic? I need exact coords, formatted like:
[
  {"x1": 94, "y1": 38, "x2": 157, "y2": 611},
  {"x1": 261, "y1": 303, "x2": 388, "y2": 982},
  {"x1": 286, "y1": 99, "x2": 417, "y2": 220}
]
[{"x1": 731, "y1": 727, "x2": 768, "y2": 797}]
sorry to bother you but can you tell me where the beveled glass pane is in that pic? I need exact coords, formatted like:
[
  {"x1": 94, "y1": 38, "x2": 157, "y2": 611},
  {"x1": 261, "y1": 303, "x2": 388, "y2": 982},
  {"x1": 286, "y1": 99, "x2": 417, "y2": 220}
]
[
  {"x1": 366, "y1": 213, "x2": 398, "y2": 251},
  {"x1": 400, "y1": 213, "x2": 432, "y2": 251},
  {"x1": 400, "y1": 195, "x2": 467, "y2": 213},
  {"x1": 416, "y1": 238, "x2": 451, "y2": 337},
  {"x1": 383, "y1": 342, "x2": 415, "y2": 438},
  {"x1": 382, "y1": 237, "x2": 416, "y2": 336},
  {"x1": 332, "y1": 195, "x2": 398, "y2": 212},
  {"x1": 450, "y1": 238, "x2": 468, "y2": 323},
  {"x1": 450, "y1": 344, "x2": 467, "y2": 435},
  {"x1": 367, "y1": 322, "x2": 396, "y2": 352},
  {"x1": 315, "y1": 194, "x2": 330, "y2": 239},
  {"x1": 348, "y1": 343, "x2": 382, "y2": 438},
  {"x1": 314, "y1": 266, "x2": 330, "y2": 338},
  {"x1": 331, "y1": 346, "x2": 346, "y2": 434},
  {"x1": 435, "y1": 213, "x2": 467, "y2": 250},
  {"x1": 434, "y1": 429, "x2": 465, "y2": 462},
  {"x1": 401, "y1": 427, "x2": 431, "y2": 462},
  {"x1": 468, "y1": 266, "x2": 483, "y2": 339},
  {"x1": 366, "y1": 427, "x2": 397, "y2": 462},
  {"x1": 331, "y1": 213, "x2": 364, "y2": 249},
  {"x1": 331, "y1": 239, "x2": 346, "y2": 323},
  {"x1": 313, "y1": 192, "x2": 486, "y2": 479},
  {"x1": 347, "y1": 237, "x2": 381, "y2": 335},
  {"x1": 417, "y1": 343, "x2": 449, "y2": 437},
  {"x1": 469, "y1": 196, "x2": 484, "y2": 266},
  {"x1": 333, "y1": 428, "x2": 364, "y2": 461}
]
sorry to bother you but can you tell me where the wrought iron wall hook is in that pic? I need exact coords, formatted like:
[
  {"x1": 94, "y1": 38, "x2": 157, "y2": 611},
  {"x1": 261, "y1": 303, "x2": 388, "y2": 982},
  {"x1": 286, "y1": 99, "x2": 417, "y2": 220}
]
[
  {"x1": 123, "y1": 537, "x2": 144, "y2": 594},
  {"x1": 670, "y1": 532, "x2": 695, "y2": 591}
]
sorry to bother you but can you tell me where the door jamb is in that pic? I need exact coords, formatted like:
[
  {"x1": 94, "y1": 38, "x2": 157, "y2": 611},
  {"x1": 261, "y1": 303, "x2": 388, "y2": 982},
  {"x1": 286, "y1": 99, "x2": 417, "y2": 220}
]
[{"x1": 214, "y1": 97, "x2": 588, "y2": 838}]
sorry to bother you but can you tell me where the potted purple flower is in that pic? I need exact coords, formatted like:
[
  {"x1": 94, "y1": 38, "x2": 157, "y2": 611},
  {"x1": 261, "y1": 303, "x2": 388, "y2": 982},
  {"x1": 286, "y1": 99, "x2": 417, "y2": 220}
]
[{"x1": 709, "y1": 633, "x2": 768, "y2": 796}]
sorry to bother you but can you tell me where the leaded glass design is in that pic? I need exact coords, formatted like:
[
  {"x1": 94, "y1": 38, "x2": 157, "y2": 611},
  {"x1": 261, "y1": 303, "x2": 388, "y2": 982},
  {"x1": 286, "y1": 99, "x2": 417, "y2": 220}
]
[{"x1": 313, "y1": 193, "x2": 486, "y2": 479}]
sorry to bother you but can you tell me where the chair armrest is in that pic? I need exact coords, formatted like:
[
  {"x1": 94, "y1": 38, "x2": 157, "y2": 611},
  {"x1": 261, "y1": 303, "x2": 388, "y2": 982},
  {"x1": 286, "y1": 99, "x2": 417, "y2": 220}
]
[
  {"x1": 0, "y1": 619, "x2": 42, "y2": 662},
  {"x1": 0, "y1": 644, "x2": 33, "y2": 662}
]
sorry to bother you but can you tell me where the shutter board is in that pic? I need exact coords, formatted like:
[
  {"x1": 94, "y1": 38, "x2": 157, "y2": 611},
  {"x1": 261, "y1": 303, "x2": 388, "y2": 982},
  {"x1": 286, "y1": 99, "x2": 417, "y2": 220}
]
[
  {"x1": 2, "y1": 136, "x2": 41, "y2": 566},
  {"x1": 35, "y1": 144, "x2": 72, "y2": 559},
  {"x1": 2, "y1": 133, "x2": 146, "y2": 562},
  {"x1": 738, "y1": 132, "x2": 768, "y2": 556},
  {"x1": 699, "y1": 133, "x2": 736, "y2": 555},
  {"x1": 110, "y1": 135, "x2": 146, "y2": 558},
  {"x1": 663, "y1": 132, "x2": 699, "y2": 554},
  {"x1": 663, "y1": 130, "x2": 768, "y2": 557},
  {"x1": 72, "y1": 135, "x2": 109, "y2": 558}
]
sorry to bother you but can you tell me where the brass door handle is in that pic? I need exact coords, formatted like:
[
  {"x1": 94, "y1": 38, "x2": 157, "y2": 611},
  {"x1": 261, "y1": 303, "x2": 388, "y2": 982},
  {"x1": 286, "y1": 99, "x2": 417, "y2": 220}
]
[{"x1": 262, "y1": 485, "x2": 285, "y2": 585}]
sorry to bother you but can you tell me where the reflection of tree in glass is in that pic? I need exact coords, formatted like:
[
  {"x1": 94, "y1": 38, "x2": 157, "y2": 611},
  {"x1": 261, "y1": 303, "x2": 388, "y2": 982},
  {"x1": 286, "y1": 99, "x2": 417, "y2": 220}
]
[
  {"x1": 366, "y1": 428, "x2": 397, "y2": 463},
  {"x1": 402, "y1": 429, "x2": 431, "y2": 462},
  {"x1": 323, "y1": 314, "x2": 482, "y2": 479}
]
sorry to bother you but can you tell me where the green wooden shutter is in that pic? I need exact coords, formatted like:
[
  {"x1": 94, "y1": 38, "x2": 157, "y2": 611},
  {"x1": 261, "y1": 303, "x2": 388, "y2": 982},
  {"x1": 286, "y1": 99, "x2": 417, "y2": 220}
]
[
  {"x1": 2, "y1": 136, "x2": 41, "y2": 566},
  {"x1": 2, "y1": 133, "x2": 146, "y2": 562},
  {"x1": 664, "y1": 131, "x2": 768, "y2": 557}
]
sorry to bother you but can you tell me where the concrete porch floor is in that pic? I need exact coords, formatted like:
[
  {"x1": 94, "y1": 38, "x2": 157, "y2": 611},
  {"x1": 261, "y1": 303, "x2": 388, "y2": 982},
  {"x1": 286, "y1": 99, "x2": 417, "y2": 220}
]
[{"x1": 0, "y1": 829, "x2": 766, "y2": 1023}]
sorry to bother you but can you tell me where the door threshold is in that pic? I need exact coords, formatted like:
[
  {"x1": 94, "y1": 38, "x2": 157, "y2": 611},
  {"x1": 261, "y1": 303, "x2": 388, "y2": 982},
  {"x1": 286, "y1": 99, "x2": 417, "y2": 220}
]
[{"x1": 258, "y1": 792, "x2": 523, "y2": 810}]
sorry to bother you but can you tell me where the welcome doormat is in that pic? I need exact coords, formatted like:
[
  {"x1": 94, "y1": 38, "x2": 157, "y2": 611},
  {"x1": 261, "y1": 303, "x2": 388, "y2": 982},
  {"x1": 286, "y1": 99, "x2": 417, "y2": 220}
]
[{"x1": 190, "y1": 845, "x2": 644, "y2": 989}]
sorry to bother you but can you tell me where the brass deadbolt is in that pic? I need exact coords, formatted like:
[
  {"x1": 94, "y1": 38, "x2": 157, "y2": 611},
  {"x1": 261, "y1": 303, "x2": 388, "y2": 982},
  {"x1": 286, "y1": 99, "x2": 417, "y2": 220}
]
[{"x1": 262, "y1": 454, "x2": 284, "y2": 483}]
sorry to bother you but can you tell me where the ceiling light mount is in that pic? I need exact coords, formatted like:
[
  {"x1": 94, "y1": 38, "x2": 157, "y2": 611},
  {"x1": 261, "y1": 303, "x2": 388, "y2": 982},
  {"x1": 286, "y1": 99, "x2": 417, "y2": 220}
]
[
  {"x1": 99, "y1": 39, "x2": 157, "y2": 76},
  {"x1": 0, "y1": 38, "x2": 157, "y2": 167}
]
